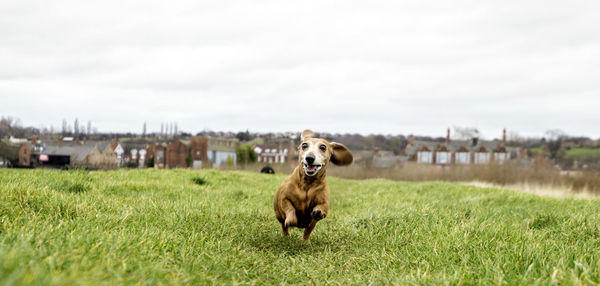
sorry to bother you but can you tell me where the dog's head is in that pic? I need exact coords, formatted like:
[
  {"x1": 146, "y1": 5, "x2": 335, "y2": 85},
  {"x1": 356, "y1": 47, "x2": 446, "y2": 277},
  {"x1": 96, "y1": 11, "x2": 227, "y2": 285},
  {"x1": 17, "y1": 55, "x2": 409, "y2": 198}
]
[{"x1": 298, "y1": 129, "x2": 353, "y2": 177}]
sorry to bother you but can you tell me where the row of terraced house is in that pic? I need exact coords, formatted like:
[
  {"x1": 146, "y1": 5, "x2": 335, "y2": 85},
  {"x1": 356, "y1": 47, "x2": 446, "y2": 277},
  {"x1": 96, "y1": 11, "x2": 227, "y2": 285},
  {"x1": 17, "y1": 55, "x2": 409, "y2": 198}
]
[
  {"x1": 16, "y1": 136, "x2": 239, "y2": 169},
  {"x1": 402, "y1": 129, "x2": 528, "y2": 165}
]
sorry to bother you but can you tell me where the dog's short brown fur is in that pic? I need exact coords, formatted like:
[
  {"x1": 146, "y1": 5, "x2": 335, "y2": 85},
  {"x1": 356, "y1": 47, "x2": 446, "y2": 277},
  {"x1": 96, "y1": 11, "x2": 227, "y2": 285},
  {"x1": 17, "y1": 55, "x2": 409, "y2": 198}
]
[{"x1": 273, "y1": 129, "x2": 353, "y2": 241}]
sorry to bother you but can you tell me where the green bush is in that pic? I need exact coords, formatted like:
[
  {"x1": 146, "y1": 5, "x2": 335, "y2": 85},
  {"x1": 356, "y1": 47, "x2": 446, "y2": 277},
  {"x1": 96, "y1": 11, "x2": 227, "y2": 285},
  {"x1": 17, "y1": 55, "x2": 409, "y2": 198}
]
[
  {"x1": 185, "y1": 154, "x2": 192, "y2": 168},
  {"x1": 191, "y1": 176, "x2": 207, "y2": 185},
  {"x1": 225, "y1": 155, "x2": 234, "y2": 166},
  {"x1": 124, "y1": 161, "x2": 138, "y2": 168},
  {"x1": 236, "y1": 144, "x2": 257, "y2": 164},
  {"x1": 146, "y1": 155, "x2": 154, "y2": 168}
]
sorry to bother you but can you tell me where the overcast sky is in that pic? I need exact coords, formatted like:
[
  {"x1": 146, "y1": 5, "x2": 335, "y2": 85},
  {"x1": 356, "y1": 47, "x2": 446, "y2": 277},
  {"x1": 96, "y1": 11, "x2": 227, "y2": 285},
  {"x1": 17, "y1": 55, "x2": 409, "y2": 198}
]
[{"x1": 1, "y1": 0, "x2": 599, "y2": 139}]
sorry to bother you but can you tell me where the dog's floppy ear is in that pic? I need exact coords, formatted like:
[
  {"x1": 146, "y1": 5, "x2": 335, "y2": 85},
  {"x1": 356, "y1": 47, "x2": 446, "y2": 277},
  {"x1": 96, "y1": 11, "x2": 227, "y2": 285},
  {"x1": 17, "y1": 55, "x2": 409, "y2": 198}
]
[
  {"x1": 330, "y1": 142, "x2": 353, "y2": 166},
  {"x1": 301, "y1": 129, "x2": 315, "y2": 141}
]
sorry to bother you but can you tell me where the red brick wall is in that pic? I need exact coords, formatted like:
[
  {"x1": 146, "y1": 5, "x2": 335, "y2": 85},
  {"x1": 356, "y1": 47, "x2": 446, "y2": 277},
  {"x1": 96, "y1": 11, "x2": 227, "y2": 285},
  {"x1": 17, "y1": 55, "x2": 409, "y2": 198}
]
[
  {"x1": 166, "y1": 141, "x2": 189, "y2": 168},
  {"x1": 18, "y1": 144, "x2": 31, "y2": 167},
  {"x1": 190, "y1": 137, "x2": 208, "y2": 162}
]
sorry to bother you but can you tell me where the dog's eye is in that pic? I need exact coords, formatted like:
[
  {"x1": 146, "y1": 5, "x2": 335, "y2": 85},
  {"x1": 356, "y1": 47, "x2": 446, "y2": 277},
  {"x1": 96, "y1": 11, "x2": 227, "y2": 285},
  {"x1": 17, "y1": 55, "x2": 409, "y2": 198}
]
[
  {"x1": 301, "y1": 143, "x2": 308, "y2": 150},
  {"x1": 320, "y1": 144, "x2": 326, "y2": 151}
]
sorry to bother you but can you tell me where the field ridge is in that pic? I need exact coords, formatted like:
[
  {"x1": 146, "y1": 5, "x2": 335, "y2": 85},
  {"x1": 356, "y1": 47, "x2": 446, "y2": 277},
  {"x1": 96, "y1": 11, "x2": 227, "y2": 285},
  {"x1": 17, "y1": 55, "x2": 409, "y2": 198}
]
[{"x1": 1, "y1": 169, "x2": 600, "y2": 285}]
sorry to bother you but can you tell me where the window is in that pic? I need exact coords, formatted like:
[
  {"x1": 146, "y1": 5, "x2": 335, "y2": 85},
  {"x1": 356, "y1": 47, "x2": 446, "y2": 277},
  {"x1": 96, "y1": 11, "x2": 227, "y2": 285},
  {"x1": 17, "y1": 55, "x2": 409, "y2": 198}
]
[
  {"x1": 474, "y1": 152, "x2": 490, "y2": 164},
  {"x1": 494, "y1": 152, "x2": 508, "y2": 163},
  {"x1": 436, "y1": 152, "x2": 451, "y2": 164},
  {"x1": 417, "y1": 151, "x2": 433, "y2": 163},
  {"x1": 456, "y1": 152, "x2": 470, "y2": 164}
]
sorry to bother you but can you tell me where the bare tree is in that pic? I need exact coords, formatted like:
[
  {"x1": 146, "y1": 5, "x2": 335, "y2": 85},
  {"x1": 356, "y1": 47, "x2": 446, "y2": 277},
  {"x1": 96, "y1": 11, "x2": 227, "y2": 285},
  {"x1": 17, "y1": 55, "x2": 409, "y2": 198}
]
[
  {"x1": 0, "y1": 116, "x2": 16, "y2": 138},
  {"x1": 74, "y1": 118, "x2": 79, "y2": 138},
  {"x1": 62, "y1": 119, "x2": 68, "y2": 136},
  {"x1": 544, "y1": 129, "x2": 567, "y2": 160},
  {"x1": 452, "y1": 126, "x2": 480, "y2": 140},
  {"x1": 508, "y1": 131, "x2": 523, "y2": 142}
]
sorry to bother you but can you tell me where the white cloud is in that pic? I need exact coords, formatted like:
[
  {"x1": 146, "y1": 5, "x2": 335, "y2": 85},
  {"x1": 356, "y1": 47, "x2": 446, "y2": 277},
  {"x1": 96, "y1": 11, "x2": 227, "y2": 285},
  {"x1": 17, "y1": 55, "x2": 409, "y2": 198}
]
[{"x1": 1, "y1": 0, "x2": 599, "y2": 138}]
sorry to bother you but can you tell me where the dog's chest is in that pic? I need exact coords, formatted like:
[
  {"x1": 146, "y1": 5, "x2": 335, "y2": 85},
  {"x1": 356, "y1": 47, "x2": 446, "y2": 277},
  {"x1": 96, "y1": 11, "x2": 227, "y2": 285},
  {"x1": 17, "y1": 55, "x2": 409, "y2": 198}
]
[
  {"x1": 289, "y1": 185, "x2": 319, "y2": 206},
  {"x1": 290, "y1": 191, "x2": 310, "y2": 209}
]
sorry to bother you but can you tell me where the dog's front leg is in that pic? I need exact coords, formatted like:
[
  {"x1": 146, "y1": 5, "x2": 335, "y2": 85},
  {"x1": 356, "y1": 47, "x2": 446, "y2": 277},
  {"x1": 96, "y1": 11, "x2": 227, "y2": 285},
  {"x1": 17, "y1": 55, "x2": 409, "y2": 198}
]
[
  {"x1": 281, "y1": 199, "x2": 297, "y2": 227},
  {"x1": 303, "y1": 220, "x2": 317, "y2": 242},
  {"x1": 311, "y1": 203, "x2": 328, "y2": 221}
]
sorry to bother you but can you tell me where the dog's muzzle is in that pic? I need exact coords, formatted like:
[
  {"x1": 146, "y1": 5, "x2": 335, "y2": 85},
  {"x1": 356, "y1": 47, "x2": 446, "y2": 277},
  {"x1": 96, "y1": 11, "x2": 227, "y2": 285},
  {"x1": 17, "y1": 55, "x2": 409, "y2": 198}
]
[{"x1": 303, "y1": 162, "x2": 322, "y2": 176}]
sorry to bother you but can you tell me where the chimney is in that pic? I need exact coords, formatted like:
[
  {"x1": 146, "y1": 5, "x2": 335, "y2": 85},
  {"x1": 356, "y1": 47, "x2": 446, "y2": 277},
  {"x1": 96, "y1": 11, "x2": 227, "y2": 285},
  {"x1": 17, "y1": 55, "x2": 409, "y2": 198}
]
[
  {"x1": 471, "y1": 130, "x2": 479, "y2": 147},
  {"x1": 445, "y1": 128, "x2": 450, "y2": 144},
  {"x1": 502, "y1": 128, "x2": 507, "y2": 145},
  {"x1": 32, "y1": 136, "x2": 37, "y2": 145},
  {"x1": 407, "y1": 135, "x2": 414, "y2": 146}
]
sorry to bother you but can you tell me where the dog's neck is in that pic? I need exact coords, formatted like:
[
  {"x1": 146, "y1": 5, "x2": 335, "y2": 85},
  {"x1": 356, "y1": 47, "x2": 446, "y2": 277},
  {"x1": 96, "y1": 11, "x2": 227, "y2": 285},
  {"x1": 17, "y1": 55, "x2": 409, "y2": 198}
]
[{"x1": 295, "y1": 165, "x2": 326, "y2": 189}]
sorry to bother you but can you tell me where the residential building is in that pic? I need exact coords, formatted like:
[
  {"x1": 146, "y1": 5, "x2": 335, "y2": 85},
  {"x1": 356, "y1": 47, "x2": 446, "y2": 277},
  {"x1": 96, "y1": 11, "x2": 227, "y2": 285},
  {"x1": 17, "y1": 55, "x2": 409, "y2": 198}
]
[
  {"x1": 402, "y1": 129, "x2": 521, "y2": 165},
  {"x1": 207, "y1": 137, "x2": 238, "y2": 167}
]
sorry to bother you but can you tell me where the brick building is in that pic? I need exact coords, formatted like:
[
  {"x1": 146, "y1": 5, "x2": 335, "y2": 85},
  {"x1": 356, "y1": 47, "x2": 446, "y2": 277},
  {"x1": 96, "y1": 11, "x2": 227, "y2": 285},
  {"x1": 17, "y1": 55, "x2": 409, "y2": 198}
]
[{"x1": 402, "y1": 129, "x2": 525, "y2": 165}]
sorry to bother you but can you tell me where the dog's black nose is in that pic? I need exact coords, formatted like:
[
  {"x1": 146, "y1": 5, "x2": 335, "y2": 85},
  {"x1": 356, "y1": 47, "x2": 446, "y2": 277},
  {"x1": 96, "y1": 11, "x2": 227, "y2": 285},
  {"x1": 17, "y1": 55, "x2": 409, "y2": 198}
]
[{"x1": 305, "y1": 155, "x2": 315, "y2": 165}]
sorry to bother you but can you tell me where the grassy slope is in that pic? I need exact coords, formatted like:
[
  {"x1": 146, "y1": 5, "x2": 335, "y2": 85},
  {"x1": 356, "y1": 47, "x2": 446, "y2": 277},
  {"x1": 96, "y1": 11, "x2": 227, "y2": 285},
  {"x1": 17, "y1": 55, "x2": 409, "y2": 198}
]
[
  {"x1": 1, "y1": 169, "x2": 600, "y2": 285},
  {"x1": 566, "y1": 148, "x2": 600, "y2": 158}
]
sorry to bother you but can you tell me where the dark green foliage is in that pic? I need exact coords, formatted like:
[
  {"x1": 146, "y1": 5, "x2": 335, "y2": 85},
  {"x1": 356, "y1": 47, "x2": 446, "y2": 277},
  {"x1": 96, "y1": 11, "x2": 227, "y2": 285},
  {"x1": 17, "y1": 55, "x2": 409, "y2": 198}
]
[
  {"x1": 235, "y1": 130, "x2": 252, "y2": 142},
  {"x1": 185, "y1": 154, "x2": 192, "y2": 167},
  {"x1": 191, "y1": 176, "x2": 207, "y2": 185},
  {"x1": 236, "y1": 144, "x2": 257, "y2": 164},
  {"x1": 146, "y1": 155, "x2": 154, "y2": 168},
  {"x1": 0, "y1": 141, "x2": 19, "y2": 161},
  {"x1": 528, "y1": 214, "x2": 560, "y2": 229},
  {"x1": 124, "y1": 160, "x2": 137, "y2": 168}
]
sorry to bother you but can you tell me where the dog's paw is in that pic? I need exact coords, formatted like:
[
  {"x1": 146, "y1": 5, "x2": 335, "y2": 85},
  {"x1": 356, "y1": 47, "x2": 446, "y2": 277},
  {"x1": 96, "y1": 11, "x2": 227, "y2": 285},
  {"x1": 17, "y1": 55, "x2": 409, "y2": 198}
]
[
  {"x1": 311, "y1": 209, "x2": 326, "y2": 221},
  {"x1": 284, "y1": 215, "x2": 297, "y2": 227}
]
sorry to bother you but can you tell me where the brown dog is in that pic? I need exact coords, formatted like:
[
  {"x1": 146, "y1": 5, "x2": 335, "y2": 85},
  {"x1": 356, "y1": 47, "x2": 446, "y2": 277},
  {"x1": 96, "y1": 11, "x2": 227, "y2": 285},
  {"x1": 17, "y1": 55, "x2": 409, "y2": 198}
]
[{"x1": 273, "y1": 129, "x2": 353, "y2": 241}]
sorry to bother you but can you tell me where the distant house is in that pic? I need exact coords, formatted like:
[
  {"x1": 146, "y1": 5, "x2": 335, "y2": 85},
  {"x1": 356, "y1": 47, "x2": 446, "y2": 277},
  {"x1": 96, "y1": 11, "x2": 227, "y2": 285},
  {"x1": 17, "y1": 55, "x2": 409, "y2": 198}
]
[
  {"x1": 146, "y1": 144, "x2": 167, "y2": 169},
  {"x1": 371, "y1": 149, "x2": 400, "y2": 168},
  {"x1": 206, "y1": 137, "x2": 238, "y2": 167},
  {"x1": 161, "y1": 137, "x2": 209, "y2": 169},
  {"x1": 18, "y1": 143, "x2": 35, "y2": 167},
  {"x1": 189, "y1": 137, "x2": 208, "y2": 169},
  {"x1": 123, "y1": 143, "x2": 151, "y2": 168},
  {"x1": 254, "y1": 144, "x2": 292, "y2": 164},
  {"x1": 342, "y1": 149, "x2": 400, "y2": 168},
  {"x1": 114, "y1": 143, "x2": 124, "y2": 166},
  {"x1": 166, "y1": 140, "x2": 190, "y2": 168},
  {"x1": 19, "y1": 141, "x2": 121, "y2": 168},
  {"x1": 158, "y1": 136, "x2": 234, "y2": 169},
  {"x1": 86, "y1": 142, "x2": 121, "y2": 167},
  {"x1": 402, "y1": 129, "x2": 521, "y2": 165},
  {"x1": 9, "y1": 136, "x2": 28, "y2": 145}
]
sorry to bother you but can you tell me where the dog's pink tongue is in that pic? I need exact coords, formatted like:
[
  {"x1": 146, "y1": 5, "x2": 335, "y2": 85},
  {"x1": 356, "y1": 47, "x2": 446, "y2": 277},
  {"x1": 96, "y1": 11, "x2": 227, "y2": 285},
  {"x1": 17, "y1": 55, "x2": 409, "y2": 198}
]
[{"x1": 307, "y1": 165, "x2": 317, "y2": 172}]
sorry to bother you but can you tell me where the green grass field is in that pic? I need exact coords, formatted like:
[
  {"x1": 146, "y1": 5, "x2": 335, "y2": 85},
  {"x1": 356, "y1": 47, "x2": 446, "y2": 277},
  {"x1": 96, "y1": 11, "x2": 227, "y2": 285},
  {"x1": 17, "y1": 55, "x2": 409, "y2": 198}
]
[
  {"x1": 566, "y1": 148, "x2": 600, "y2": 158},
  {"x1": 2, "y1": 169, "x2": 600, "y2": 285}
]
